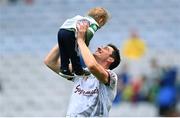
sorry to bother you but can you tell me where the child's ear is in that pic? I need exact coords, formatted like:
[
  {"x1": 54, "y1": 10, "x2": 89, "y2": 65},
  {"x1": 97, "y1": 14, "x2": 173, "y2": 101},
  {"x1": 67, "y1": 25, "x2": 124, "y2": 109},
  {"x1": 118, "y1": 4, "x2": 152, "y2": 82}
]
[
  {"x1": 99, "y1": 18, "x2": 104, "y2": 26},
  {"x1": 99, "y1": 18, "x2": 103, "y2": 23}
]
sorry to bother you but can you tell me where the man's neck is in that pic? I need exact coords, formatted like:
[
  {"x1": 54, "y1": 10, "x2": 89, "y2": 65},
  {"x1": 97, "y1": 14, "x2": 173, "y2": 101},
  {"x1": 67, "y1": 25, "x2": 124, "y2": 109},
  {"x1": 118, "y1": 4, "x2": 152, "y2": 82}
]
[{"x1": 95, "y1": 57, "x2": 109, "y2": 70}]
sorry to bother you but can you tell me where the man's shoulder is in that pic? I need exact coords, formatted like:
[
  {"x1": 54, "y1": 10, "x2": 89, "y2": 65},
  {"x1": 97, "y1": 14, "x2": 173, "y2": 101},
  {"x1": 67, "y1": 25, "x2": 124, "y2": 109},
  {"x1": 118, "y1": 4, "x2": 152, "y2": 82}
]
[
  {"x1": 107, "y1": 70, "x2": 117, "y2": 78},
  {"x1": 105, "y1": 70, "x2": 118, "y2": 89}
]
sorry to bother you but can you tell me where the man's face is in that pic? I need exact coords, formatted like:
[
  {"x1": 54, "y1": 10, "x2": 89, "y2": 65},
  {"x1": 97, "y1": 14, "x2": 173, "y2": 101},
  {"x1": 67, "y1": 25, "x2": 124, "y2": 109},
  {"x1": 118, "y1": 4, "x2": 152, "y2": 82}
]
[{"x1": 94, "y1": 45, "x2": 114, "y2": 61}]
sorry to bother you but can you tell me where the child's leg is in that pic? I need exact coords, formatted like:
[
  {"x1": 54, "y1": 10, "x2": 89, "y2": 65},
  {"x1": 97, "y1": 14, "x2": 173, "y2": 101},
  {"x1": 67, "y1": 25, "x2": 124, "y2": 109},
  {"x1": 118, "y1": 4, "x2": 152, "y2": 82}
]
[
  {"x1": 70, "y1": 43, "x2": 83, "y2": 72},
  {"x1": 67, "y1": 35, "x2": 90, "y2": 76},
  {"x1": 57, "y1": 29, "x2": 70, "y2": 71},
  {"x1": 64, "y1": 32, "x2": 83, "y2": 72},
  {"x1": 70, "y1": 47, "x2": 90, "y2": 76},
  {"x1": 58, "y1": 29, "x2": 90, "y2": 76}
]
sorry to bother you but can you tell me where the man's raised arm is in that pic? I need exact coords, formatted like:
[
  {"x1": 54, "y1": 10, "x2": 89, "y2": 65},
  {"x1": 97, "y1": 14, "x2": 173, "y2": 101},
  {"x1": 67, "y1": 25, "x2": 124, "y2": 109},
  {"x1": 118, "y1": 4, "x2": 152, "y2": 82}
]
[
  {"x1": 44, "y1": 44, "x2": 61, "y2": 74},
  {"x1": 76, "y1": 22, "x2": 109, "y2": 84}
]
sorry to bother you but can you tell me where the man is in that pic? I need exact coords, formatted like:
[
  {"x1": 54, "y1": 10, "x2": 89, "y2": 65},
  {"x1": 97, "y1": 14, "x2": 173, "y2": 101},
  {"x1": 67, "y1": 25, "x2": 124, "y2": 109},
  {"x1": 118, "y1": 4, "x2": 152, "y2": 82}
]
[{"x1": 44, "y1": 22, "x2": 121, "y2": 117}]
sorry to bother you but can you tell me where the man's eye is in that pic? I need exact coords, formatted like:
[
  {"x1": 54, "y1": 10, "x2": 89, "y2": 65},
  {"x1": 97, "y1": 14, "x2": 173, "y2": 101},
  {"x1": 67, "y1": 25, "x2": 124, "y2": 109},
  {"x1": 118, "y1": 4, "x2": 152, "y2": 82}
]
[{"x1": 105, "y1": 47, "x2": 109, "y2": 51}]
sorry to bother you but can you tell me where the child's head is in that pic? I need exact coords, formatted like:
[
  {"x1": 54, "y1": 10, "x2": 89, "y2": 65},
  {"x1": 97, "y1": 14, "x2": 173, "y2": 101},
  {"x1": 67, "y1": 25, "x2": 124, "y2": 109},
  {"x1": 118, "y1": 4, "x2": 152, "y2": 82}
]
[{"x1": 87, "y1": 7, "x2": 109, "y2": 28}]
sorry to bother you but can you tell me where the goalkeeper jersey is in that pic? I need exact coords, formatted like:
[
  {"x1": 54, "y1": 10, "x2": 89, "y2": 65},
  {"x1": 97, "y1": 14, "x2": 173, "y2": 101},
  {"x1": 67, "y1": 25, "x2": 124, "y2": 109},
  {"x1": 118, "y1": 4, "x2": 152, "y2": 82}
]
[{"x1": 66, "y1": 69, "x2": 118, "y2": 117}]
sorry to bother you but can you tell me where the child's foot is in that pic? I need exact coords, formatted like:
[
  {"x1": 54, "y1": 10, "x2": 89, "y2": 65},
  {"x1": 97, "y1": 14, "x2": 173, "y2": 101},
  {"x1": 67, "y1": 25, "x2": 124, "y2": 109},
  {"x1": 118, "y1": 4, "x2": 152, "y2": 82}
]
[
  {"x1": 75, "y1": 69, "x2": 91, "y2": 76},
  {"x1": 59, "y1": 69, "x2": 75, "y2": 78}
]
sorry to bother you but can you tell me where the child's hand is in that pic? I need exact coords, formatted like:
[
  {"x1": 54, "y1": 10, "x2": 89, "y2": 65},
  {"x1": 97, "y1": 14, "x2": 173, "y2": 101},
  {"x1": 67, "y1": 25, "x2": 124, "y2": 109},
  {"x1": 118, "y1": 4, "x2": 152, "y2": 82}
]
[{"x1": 76, "y1": 21, "x2": 89, "y2": 41}]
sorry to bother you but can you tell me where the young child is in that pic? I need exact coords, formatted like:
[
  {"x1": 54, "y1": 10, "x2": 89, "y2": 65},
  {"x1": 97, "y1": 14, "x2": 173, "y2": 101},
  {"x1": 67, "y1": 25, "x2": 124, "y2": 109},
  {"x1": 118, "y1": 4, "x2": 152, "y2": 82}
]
[{"x1": 58, "y1": 7, "x2": 109, "y2": 78}]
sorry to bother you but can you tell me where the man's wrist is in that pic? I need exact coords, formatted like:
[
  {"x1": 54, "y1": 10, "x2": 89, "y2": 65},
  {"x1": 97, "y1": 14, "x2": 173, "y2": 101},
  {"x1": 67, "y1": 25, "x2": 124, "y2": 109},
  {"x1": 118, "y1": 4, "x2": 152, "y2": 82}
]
[{"x1": 77, "y1": 38, "x2": 85, "y2": 43}]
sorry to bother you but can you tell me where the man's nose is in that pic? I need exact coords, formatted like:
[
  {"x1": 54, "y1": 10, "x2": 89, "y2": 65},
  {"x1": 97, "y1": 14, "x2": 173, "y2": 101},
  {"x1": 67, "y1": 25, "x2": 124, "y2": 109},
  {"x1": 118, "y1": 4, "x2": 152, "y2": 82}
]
[{"x1": 98, "y1": 47, "x2": 102, "y2": 50}]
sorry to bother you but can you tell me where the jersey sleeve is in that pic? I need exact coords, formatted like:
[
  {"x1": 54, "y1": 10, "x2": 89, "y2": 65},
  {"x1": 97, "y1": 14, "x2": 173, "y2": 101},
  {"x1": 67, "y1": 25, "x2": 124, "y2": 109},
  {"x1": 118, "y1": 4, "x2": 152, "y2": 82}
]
[
  {"x1": 106, "y1": 70, "x2": 118, "y2": 89},
  {"x1": 85, "y1": 24, "x2": 99, "y2": 46}
]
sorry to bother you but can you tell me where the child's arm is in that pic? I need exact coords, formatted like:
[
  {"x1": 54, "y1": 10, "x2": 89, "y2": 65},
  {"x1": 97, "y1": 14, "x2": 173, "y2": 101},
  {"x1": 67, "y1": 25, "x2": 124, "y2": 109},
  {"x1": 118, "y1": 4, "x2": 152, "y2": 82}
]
[{"x1": 85, "y1": 24, "x2": 99, "y2": 46}]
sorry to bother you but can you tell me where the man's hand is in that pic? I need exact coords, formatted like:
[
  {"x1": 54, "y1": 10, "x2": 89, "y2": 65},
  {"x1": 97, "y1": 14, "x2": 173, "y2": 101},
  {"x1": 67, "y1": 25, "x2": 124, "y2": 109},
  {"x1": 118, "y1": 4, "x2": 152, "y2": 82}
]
[{"x1": 76, "y1": 21, "x2": 89, "y2": 42}]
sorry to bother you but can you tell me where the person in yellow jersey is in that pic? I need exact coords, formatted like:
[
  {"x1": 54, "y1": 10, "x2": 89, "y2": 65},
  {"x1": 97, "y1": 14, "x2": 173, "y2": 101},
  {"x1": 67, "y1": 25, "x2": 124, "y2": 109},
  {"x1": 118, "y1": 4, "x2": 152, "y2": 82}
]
[{"x1": 122, "y1": 29, "x2": 147, "y2": 60}]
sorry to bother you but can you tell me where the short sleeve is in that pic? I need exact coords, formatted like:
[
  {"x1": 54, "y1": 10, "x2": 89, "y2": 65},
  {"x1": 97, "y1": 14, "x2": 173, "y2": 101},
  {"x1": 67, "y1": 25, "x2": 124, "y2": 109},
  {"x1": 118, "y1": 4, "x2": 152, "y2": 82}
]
[
  {"x1": 85, "y1": 24, "x2": 99, "y2": 46},
  {"x1": 106, "y1": 70, "x2": 118, "y2": 89},
  {"x1": 88, "y1": 24, "x2": 98, "y2": 35}
]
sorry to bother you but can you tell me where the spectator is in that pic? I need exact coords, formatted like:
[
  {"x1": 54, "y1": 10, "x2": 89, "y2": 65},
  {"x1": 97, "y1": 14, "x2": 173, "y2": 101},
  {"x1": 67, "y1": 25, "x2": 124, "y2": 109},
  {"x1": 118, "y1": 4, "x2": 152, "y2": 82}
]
[
  {"x1": 113, "y1": 63, "x2": 130, "y2": 105},
  {"x1": 156, "y1": 86, "x2": 178, "y2": 117},
  {"x1": 117, "y1": 63, "x2": 130, "y2": 86},
  {"x1": 122, "y1": 29, "x2": 147, "y2": 60},
  {"x1": 147, "y1": 58, "x2": 163, "y2": 102},
  {"x1": 160, "y1": 66, "x2": 177, "y2": 87},
  {"x1": 122, "y1": 84, "x2": 133, "y2": 102},
  {"x1": 131, "y1": 77, "x2": 142, "y2": 102},
  {"x1": 24, "y1": 0, "x2": 34, "y2": 5},
  {"x1": 138, "y1": 75, "x2": 150, "y2": 101},
  {"x1": 8, "y1": 0, "x2": 18, "y2": 4},
  {"x1": 0, "y1": 0, "x2": 7, "y2": 5},
  {"x1": 156, "y1": 66, "x2": 179, "y2": 117}
]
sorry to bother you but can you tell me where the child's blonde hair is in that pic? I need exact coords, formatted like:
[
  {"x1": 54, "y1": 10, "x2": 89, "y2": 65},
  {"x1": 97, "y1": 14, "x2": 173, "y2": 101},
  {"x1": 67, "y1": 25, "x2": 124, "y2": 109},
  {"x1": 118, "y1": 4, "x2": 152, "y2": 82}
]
[{"x1": 87, "y1": 7, "x2": 109, "y2": 27}]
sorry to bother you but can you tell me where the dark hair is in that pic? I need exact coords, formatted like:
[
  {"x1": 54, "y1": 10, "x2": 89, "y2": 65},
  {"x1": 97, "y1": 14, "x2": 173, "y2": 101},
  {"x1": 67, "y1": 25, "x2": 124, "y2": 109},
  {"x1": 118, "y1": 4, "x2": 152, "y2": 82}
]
[{"x1": 107, "y1": 44, "x2": 121, "y2": 70}]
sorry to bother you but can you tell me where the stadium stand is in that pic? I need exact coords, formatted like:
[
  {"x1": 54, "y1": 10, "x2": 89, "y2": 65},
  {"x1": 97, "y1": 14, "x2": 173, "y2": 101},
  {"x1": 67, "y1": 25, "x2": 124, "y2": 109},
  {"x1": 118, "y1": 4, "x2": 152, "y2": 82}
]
[{"x1": 0, "y1": 0, "x2": 179, "y2": 116}]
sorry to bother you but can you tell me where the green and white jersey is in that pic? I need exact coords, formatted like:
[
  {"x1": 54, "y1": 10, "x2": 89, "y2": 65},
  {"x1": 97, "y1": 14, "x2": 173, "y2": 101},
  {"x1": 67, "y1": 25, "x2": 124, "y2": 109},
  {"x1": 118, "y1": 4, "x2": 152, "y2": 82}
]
[{"x1": 60, "y1": 15, "x2": 99, "y2": 45}]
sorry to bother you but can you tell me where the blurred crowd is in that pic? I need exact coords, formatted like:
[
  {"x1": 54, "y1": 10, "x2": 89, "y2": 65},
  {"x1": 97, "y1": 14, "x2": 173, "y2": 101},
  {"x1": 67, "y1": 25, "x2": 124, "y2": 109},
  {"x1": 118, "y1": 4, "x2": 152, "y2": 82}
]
[
  {"x1": 0, "y1": 0, "x2": 34, "y2": 5},
  {"x1": 112, "y1": 29, "x2": 180, "y2": 116},
  {"x1": 113, "y1": 58, "x2": 180, "y2": 116}
]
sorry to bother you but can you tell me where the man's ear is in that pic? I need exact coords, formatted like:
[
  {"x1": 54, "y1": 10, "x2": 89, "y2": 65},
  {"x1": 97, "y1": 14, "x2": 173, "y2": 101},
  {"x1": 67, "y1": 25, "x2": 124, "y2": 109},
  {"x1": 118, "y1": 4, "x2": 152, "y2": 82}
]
[{"x1": 107, "y1": 57, "x2": 114, "y2": 63}]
